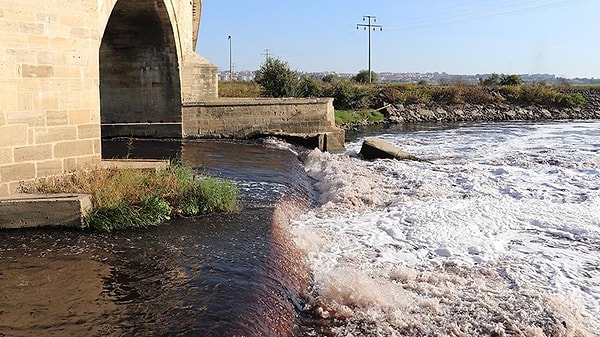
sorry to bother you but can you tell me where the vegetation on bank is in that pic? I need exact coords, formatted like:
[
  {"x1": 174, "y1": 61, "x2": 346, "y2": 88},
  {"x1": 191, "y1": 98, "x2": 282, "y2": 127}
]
[
  {"x1": 335, "y1": 109, "x2": 385, "y2": 125},
  {"x1": 221, "y1": 57, "x2": 592, "y2": 123},
  {"x1": 20, "y1": 163, "x2": 239, "y2": 231}
]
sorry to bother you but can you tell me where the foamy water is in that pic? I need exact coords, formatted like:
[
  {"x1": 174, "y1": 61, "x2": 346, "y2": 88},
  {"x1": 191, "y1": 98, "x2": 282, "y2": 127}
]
[{"x1": 291, "y1": 121, "x2": 600, "y2": 336}]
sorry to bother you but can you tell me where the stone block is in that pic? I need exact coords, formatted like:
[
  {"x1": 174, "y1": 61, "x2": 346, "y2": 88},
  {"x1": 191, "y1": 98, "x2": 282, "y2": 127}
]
[
  {"x1": 28, "y1": 35, "x2": 49, "y2": 48},
  {"x1": 0, "y1": 162, "x2": 35, "y2": 181},
  {"x1": 37, "y1": 50, "x2": 66, "y2": 65},
  {"x1": 50, "y1": 37, "x2": 69, "y2": 51},
  {"x1": 77, "y1": 123, "x2": 100, "y2": 139},
  {"x1": 7, "y1": 110, "x2": 45, "y2": 127},
  {"x1": 17, "y1": 91, "x2": 34, "y2": 111},
  {"x1": 69, "y1": 109, "x2": 91, "y2": 124},
  {"x1": 59, "y1": 15, "x2": 84, "y2": 27},
  {"x1": 21, "y1": 64, "x2": 54, "y2": 78},
  {"x1": 35, "y1": 126, "x2": 77, "y2": 143},
  {"x1": 46, "y1": 110, "x2": 69, "y2": 126},
  {"x1": 18, "y1": 22, "x2": 44, "y2": 35},
  {"x1": 33, "y1": 91, "x2": 59, "y2": 110},
  {"x1": 0, "y1": 193, "x2": 92, "y2": 229},
  {"x1": 36, "y1": 159, "x2": 63, "y2": 177},
  {"x1": 0, "y1": 124, "x2": 28, "y2": 147},
  {"x1": 0, "y1": 183, "x2": 8, "y2": 197},
  {"x1": 54, "y1": 139, "x2": 94, "y2": 158},
  {"x1": 0, "y1": 83, "x2": 18, "y2": 110},
  {"x1": 0, "y1": 148, "x2": 13, "y2": 165},
  {"x1": 14, "y1": 144, "x2": 52, "y2": 162}
]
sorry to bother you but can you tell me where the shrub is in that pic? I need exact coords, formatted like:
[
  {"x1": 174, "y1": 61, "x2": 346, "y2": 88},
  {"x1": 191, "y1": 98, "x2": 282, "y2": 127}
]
[
  {"x1": 499, "y1": 74, "x2": 523, "y2": 86},
  {"x1": 255, "y1": 57, "x2": 298, "y2": 97},
  {"x1": 353, "y1": 70, "x2": 378, "y2": 83},
  {"x1": 295, "y1": 76, "x2": 325, "y2": 97},
  {"x1": 480, "y1": 73, "x2": 522, "y2": 86},
  {"x1": 325, "y1": 79, "x2": 376, "y2": 110}
]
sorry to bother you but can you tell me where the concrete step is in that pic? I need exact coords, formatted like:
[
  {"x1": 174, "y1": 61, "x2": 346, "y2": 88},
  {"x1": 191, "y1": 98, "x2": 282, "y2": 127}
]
[{"x1": 0, "y1": 193, "x2": 92, "y2": 229}]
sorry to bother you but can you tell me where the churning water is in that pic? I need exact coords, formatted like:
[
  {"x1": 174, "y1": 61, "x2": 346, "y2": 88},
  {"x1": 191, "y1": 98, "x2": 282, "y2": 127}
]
[
  {"x1": 292, "y1": 120, "x2": 600, "y2": 336},
  {"x1": 1, "y1": 121, "x2": 599, "y2": 336}
]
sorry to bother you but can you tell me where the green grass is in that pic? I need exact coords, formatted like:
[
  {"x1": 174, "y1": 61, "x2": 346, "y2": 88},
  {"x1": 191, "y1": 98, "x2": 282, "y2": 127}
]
[
  {"x1": 335, "y1": 109, "x2": 384, "y2": 125},
  {"x1": 20, "y1": 163, "x2": 240, "y2": 231}
]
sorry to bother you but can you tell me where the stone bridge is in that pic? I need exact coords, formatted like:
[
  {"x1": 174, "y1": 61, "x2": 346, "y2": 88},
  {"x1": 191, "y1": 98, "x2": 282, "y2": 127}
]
[{"x1": 0, "y1": 0, "x2": 343, "y2": 196}]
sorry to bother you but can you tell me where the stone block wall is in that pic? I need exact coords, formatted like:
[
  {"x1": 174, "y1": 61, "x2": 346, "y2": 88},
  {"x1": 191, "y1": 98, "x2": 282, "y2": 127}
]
[
  {"x1": 0, "y1": 0, "x2": 217, "y2": 196},
  {"x1": 0, "y1": 0, "x2": 102, "y2": 195}
]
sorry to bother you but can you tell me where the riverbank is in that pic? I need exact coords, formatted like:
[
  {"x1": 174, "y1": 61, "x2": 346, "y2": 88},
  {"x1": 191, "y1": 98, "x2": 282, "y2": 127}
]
[{"x1": 340, "y1": 87, "x2": 600, "y2": 129}]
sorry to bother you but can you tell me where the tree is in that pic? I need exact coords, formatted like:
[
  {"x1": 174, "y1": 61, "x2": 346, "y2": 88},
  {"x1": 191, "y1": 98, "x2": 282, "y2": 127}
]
[
  {"x1": 499, "y1": 74, "x2": 522, "y2": 86},
  {"x1": 353, "y1": 70, "x2": 378, "y2": 83},
  {"x1": 254, "y1": 57, "x2": 298, "y2": 97},
  {"x1": 480, "y1": 73, "x2": 522, "y2": 86},
  {"x1": 479, "y1": 73, "x2": 501, "y2": 86}
]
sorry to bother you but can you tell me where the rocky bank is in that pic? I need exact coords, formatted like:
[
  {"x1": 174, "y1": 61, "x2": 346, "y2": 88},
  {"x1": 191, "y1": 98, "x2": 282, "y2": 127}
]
[{"x1": 352, "y1": 88, "x2": 600, "y2": 127}]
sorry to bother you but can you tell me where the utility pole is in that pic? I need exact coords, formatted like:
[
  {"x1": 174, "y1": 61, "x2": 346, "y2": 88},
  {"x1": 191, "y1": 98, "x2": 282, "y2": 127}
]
[
  {"x1": 227, "y1": 35, "x2": 232, "y2": 81},
  {"x1": 356, "y1": 15, "x2": 382, "y2": 83},
  {"x1": 262, "y1": 48, "x2": 272, "y2": 62}
]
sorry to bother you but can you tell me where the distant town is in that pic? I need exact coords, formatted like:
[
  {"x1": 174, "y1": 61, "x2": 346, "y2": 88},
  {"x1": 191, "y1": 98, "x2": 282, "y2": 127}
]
[{"x1": 221, "y1": 70, "x2": 600, "y2": 85}]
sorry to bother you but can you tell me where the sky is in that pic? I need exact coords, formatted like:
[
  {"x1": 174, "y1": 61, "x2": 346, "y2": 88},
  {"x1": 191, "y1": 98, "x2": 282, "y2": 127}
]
[{"x1": 196, "y1": 0, "x2": 599, "y2": 79}]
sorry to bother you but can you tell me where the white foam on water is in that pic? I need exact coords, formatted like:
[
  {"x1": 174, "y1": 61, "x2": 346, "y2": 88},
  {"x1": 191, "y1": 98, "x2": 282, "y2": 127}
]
[{"x1": 292, "y1": 121, "x2": 600, "y2": 336}]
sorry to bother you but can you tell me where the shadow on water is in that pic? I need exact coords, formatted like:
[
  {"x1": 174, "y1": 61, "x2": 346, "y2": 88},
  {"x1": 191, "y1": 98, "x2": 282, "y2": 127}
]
[{"x1": 0, "y1": 139, "x2": 314, "y2": 336}]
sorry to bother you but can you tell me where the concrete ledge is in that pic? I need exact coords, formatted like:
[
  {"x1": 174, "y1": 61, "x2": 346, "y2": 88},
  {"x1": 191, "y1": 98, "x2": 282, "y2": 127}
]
[
  {"x1": 0, "y1": 193, "x2": 92, "y2": 229},
  {"x1": 100, "y1": 159, "x2": 170, "y2": 170},
  {"x1": 102, "y1": 123, "x2": 182, "y2": 138},
  {"x1": 184, "y1": 97, "x2": 334, "y2": 107}
]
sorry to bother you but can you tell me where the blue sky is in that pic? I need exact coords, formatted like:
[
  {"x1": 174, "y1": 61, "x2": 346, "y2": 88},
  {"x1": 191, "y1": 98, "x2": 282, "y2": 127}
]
[{"x1": 196, "y1": 0, "x2": 599, "y2": 78}]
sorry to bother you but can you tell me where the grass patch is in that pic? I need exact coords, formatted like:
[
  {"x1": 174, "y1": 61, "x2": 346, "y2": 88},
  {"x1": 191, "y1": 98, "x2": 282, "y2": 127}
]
[
  {"x1": 219, "y1": 81, "x2": 261, "y2": 97},
  {"x1": 20, "y1": 163, "x2": 240, "y2": 231},
  {"x1": 335, "y1": 109, "x2": 384, "y2": 125}
]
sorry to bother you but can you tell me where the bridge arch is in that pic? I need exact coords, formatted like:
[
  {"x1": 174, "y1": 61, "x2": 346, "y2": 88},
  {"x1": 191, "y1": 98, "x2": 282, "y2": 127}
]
[{"x1": 100, "y1": 0, "x2": 182, "y2": 137}]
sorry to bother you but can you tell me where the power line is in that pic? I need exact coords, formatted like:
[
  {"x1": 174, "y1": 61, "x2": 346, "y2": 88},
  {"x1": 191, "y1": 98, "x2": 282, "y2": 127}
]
[{"x1": 356, "y1": 15, "x2": 382, "y2": 83}]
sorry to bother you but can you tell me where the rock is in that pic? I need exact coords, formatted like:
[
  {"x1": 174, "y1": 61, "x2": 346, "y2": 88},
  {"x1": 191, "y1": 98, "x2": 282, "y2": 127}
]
[{"x1": 360, "y1": 137, "x2": 420, "y2": 161}]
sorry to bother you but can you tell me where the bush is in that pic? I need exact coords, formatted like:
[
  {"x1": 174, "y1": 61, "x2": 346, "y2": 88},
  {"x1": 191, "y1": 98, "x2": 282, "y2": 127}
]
[
  {"x1": 295, "y1": 76, "x2": 325, "y2": 97},
  {"x1": 255, "y1": 57, "x2": 298, "y2": 97},
  {"x1": 325, "y1": 79, "x2": 376, "y2": 110},
  {"x1": 480, "y1": 73, "x2": 522, "y2": 86},
  {"x1": 353, "y1": 70, "x2": 378, "y2": 83}
]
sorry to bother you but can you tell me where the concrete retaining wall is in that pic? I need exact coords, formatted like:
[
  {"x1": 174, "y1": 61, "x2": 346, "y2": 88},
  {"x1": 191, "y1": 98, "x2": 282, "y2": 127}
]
[{"x1": 182, "y1": 97, "x2": 345, "y2": 150}]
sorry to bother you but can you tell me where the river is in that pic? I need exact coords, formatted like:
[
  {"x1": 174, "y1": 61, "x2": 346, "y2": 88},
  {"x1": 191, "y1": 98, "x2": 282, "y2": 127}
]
[
  {"x1": 293, "y1": 120, "x2": 600, "y2": 336},
  {"x1": 1, "y1": 121, "x2": 599, "y2": 336}
]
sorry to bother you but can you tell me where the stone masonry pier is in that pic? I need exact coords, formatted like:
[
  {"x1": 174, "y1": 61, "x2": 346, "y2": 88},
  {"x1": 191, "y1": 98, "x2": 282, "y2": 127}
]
[{"x1": 1, "y1": 0, "x2": 344, "y2": 198}]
